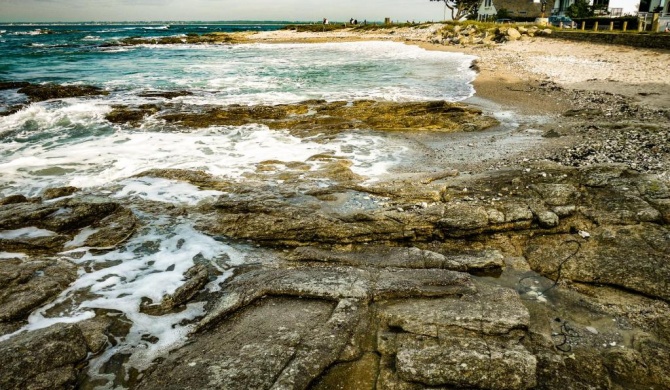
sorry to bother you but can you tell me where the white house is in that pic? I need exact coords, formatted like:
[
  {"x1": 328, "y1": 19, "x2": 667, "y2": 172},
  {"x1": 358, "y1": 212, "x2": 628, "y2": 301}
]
[
  {"x1": 477, "y1": 0, "x2": 497, "y2": 20},
  {"x1": 477, "y1": 0, "x2": 551, "y2": 20},
  {"x1": 554, "y1": 0, "x2": 637, "y2": 15},
  {"x1": 608, "y1": 0, "x2": 642, "y2": 15}
]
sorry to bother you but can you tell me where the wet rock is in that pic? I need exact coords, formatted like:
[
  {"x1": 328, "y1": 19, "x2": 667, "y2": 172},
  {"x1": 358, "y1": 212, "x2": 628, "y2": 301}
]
[
  {"x1": 0, "y1": 81, "x2": 31, "y2": 90},
  {"x1": 0, "y1": 323, "x2": 89, "y2": 390},
  {"x1": 377, "y1": 284, "x2": 535, "y2": 389},
  {"x1": 525, "y1": 223, "x2": 670, "y2": 301},
  {"x1": 137, "y1": 252, "x2": 536, "y2": 390},
  {"x1": 529, "y1": 184, "x2": 580, "y2": 206},
  {"x1": 137, "y1": 90, "x2": 193, "y2": 99},
  {"x1": 0, "y1": 194, "x2": 29, "y2": 205},
  {"x1": 142, "y1": 264, "x2": 211, "y2": 315},
  {"x1": 105, "y1": 104, "x2": 160, "y2": 126},
  {"x1": 138, "y1": 297, "x2": 352, "y2": 390},
  {"x1": 396, "y1": 338, "x2": 535, "y2": 389},
  {"x1": 42, "y1": 186, "x2": 78, "y2": 200},
  {"x1": 200, "y1": 265, "x2": 475, "y2": 329},
  {"x1": 106, "y1": 33, "x2": 241, "y2": 47},
  {"x1": 17, "y1": 83, "x2": 108, "y2": 102},
  {"x1": 0, "y1": 197, "x2": 137, "y2": 254},
  {"x1": 311, "y1": 352, "x2": 380, "y2": 390},
  {"x1": 564, "y1": 108, "x2": 604, "y2": 118},
  {"x1": 75, "y1": 206, "x2": 138, "y2": 249},
  {"x1": 289, "y1": 245, "x2": 468, "y2": 271},
  {"x1": 111, "y1": 100, "x2": 499, "y2": 136},
  {"x1": 76, "y1": 317, "x2": 112, "y2": 354},
  {"x1": 438, "y1": 204, "x2": 489, "y2": 232},
  {"x1": 0, "y1": 258, "x2": 77, "y2": 325},
  {"x1": 542, "y1": 129, "x2": 562, "y2": 138},
  {"x1": 536, "y1": 210, "x2": 559, "y2": 228},
  {"x1": 207, "y1": 196, "x2": 410, "y2": 246}
]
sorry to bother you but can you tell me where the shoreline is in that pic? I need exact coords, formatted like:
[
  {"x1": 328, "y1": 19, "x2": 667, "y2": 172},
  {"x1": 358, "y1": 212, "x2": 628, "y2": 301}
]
[
  {"x1": 243, "y1": 27, "x2": 670, "y2": 113},
  {"x1": 240, "y1": 26, "x2": 670, "y2": 177}
]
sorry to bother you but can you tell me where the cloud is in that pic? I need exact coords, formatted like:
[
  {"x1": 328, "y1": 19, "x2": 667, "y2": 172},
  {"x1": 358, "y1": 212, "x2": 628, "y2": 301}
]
[{"x1": 0, "y1": 0, "x2": 444, "y2": 23}]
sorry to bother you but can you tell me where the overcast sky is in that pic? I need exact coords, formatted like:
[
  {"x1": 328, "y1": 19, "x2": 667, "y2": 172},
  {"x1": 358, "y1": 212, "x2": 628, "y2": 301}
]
[{"x1": 0, "y1": 0, "x2": 449, "y2": 23}]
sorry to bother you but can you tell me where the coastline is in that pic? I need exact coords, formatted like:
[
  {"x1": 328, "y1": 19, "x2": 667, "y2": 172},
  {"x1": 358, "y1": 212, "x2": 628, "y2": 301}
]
[
  {"x1": 239, "y1": 26, "x2": 670, "y2": 176},
  {"x1": 243, "y1": 27, "x2": 670, "y2": 114}
]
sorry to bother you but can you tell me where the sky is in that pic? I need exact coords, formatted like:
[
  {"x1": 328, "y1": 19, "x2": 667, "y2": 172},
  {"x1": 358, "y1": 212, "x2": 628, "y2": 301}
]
[{"x1": 0, "y1": 0, "x2": 449, "y2": 23}]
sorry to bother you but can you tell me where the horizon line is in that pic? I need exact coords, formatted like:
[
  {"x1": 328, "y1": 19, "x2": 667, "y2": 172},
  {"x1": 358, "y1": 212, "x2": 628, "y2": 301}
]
[{"x1": 0, "y1": 19, "x2": 393, "y2": 24}]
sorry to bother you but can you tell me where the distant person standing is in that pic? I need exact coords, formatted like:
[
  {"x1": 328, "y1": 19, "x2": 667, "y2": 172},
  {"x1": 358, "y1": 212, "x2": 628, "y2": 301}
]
[{"x1": 323, "y1": 18, "x2": 329, "y2": 25}]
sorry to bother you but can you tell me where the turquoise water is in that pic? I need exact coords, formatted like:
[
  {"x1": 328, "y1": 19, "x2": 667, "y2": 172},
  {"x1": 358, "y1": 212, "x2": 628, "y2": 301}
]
[
  {"x1": 0, "y1": 23, "x2": 476, "y2": 196},
  {"x1": 0, "y1": 23, "x2": 474, "y2": 105}
]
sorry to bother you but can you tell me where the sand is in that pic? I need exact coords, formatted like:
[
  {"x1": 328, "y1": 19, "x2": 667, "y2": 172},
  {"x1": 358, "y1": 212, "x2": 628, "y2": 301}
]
[{"x1": 245, "y1": 26, "x2": 670, "y2": 113}]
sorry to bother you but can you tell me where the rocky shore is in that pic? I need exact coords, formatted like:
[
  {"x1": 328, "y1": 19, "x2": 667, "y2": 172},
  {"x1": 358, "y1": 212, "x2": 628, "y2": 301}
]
[{"x1": 1, "y1": 25, "x2": 669, "y2": 390}]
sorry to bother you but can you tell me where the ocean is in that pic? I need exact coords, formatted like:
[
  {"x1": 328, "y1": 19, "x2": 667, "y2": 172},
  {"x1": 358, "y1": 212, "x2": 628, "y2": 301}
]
[{"x1": 0, "y1": 22, "x2": 478, "y2": 388}]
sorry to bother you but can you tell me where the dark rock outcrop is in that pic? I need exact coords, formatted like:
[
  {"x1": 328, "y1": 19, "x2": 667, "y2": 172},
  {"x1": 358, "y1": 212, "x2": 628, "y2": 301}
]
[
  {"x1": 102, "y1": 33, "x2": 241, "y2": 47},
  {"x1": 0, "y1": 81, "x2": 31, "y2": 91},
  {"x1": 137, "y1": 90, "x2": 194, "y2": 99},
  {"x1": 42, "y1": 186, "x2": 79, "y2": 200},
  {"x1": 0, "y1": 197, "x2": 138, "y2": 254},
  {"x1": 0, "y1": 258, "x2": 77, "y2": 328},
  {"x1": 106, "y1": 100, "x2": 500, "y2": 136},
  {"x1": 17, "y1": 83, "x2": 108, "y2": 102},
  {"x1": 0, "y1": 324, "x2": 89, "y2": 390}
]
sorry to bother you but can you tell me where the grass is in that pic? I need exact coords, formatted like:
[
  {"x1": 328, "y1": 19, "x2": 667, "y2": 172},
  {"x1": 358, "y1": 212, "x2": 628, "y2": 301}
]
[{"x1": 282, "y1": 22, "x2": 435, "y2": 33}]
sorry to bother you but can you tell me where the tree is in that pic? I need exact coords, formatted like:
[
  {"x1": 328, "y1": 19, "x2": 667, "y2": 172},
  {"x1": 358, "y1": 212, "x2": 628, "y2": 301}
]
[
  {"x1": 565, "y1": 0, "x2": 595, "y2": 18},
  {"x1": 496, "y1": 8, "x2": 511, "y2": 19},
  {"x1": 430, "y1": 0, "x2": 481, "y2": 21}
]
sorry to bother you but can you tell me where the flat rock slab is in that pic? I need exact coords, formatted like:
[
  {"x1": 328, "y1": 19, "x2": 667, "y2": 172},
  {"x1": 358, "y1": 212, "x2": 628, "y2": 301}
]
[
  {"x1": 378, "y1": 284, "x2": 530, "y2": 338},
  {"x1": 525, "y1": 223, "x2": 670, "y2": 301},
  {"x1": 397, "y1": 337, "x2": 536, "y2": 390},
  {"x1": 200, "y1": 265, "x2": 476, "y2": 329},
  {"x1": 137, "y1": 297, "x2": 348, "y2": 390}
]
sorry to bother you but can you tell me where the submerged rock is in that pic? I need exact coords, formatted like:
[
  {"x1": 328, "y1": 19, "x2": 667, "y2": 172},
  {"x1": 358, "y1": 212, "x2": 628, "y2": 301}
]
[
  {"x1": 0, "y1": 81, "x2": 31, "y2": 90},
  {"x1": 106, "y1": 104, "x2": 161, "y2": 126},
  {"x1": 108, "y1": 100, "x2": 499, "y2": 136},
  {"x1": 41, "y1": 186, "x2": 78, "y2": 200},
  {"x1": 137, "y1": 90, "x2": 194, "y2": 99},
  {"x1": 17, "y1": 83, "x2": 108, "y2": 102},
  {"x1": 0, "y1": 196, "x2": 138, "y2": 254},
  {"x1": 103, "y1": 33, "x2": 242, "y2": 47}
]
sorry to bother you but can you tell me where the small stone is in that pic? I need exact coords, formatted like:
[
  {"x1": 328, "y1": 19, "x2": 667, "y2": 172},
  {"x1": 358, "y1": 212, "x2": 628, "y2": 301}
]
[{"x1": 586, "y1": 326, "x2": 599, "y2": 335}]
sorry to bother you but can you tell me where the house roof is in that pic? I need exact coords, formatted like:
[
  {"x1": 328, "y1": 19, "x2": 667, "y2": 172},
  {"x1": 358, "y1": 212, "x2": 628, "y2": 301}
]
[{"x1": 492, "y1": 0, "x2": 556, "y2": 16}]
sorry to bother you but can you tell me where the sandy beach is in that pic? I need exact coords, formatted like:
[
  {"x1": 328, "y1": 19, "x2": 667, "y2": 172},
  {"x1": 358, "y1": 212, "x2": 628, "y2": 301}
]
[
  {"x1": 246, "y1": 26, "x2": 670, "y2": 112},
  {"x1": 241, "y1": 26, "x2": 670, "y2": 177}
]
